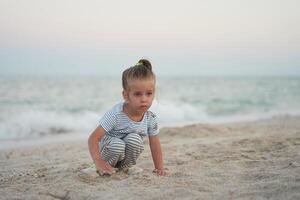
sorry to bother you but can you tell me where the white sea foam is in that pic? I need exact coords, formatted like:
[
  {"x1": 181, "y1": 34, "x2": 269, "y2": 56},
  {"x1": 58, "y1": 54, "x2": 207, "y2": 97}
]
[
  {"x1": 0, "y1": 75, "x2": 300, "y2": 141},
  {"x1": 0, "y1": 109, "x2": 99, "y2": 140}
]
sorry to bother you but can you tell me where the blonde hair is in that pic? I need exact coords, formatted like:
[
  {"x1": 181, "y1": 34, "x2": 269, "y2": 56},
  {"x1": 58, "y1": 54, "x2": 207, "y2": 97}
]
[{"x1": 122, "y1": 59, "x2": 156, "y2": 90}]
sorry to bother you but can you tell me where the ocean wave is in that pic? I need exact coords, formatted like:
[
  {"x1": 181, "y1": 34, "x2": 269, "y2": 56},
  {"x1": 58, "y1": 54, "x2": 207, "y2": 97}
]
[
  {"x1": 1, "y1": 75, "x2": 300, "y2": 140},
  {"x1": 0, "y1": 109, "x2": 99, "y2": 140}
]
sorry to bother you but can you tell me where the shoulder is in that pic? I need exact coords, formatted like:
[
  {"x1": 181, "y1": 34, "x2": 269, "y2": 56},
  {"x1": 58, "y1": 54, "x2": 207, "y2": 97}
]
[
  {"x1": 99, "y1": 102, "x2": 123, "y2": 130},
  {"x1": 146, "y1": 110, "x2": 159, "y2": 135},
  {"x1": 111, "y1": 102, "x2": 123, "y2": 113},
  {"x1": 100, "y1": 102, "x2": 123, "y2": 121},
  {"x1": 105, "y1": 102, "x2": 123, "y2": 115},
  {"x1": 146, "y1": 110, "x2": 157, "y2": 118},
  {"x1": 145, "y1": 110, "x2": 158, "y2": 123}
]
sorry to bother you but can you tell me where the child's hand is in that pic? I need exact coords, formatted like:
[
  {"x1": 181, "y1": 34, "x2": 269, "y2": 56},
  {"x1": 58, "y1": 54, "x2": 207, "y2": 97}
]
[
  {"x1": 96, "y1": 160, "x2": 117, "y2": 175},
  {"x1": 153, "y1": 168, "x2": 166, "y2": 176}
]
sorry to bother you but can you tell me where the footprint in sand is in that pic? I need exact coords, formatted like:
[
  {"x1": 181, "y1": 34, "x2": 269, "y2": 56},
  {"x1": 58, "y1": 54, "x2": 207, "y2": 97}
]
[
  {"x1": 76, "y1": 167, "x2": 101, "y2": 183},
  {"x1": 79, "y1": 167, "x2": 100, "y2": 179}
]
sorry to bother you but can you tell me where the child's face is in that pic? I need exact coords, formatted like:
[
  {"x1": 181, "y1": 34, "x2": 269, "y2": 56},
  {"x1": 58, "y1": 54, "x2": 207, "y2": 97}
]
[{"x1": 123, "y1": 78, "x2": 155, "y2": 114}]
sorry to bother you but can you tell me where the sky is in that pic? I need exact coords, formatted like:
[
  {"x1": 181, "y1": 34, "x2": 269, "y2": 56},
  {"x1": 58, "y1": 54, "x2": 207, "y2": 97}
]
[{"x1": 0, "y1": 0, "x2": 299, "y2": 76}]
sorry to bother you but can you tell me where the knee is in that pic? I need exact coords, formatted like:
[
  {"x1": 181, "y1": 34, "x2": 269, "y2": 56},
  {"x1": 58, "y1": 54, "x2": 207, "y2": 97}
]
[
  {"x1": 125, "y1": 133, "x2": 144, "y2": 150},
  {"x1": 108, "y1": 138, "x2": 126, "y2": 155}
]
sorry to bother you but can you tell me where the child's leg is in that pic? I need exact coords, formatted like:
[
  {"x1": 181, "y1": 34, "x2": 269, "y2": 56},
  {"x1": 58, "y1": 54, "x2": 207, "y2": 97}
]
[
  {"x1": 100, "y1": 136, "x2": 126, "y2": 167},
  {"x1": 119, "y1": 133, "x2": 144, "y2": 169}
]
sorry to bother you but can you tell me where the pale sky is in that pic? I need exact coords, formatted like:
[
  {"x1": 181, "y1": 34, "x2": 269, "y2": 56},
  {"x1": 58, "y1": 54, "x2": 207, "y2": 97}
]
[{"x1": 0, "y1": 0, "x2": 299, "y2": 76}]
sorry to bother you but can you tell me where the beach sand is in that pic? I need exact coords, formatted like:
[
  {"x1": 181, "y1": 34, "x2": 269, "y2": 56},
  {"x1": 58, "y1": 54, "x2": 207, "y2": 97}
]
[{"x1": 1, "y1": 115, "x2": 300, "y2": 200}]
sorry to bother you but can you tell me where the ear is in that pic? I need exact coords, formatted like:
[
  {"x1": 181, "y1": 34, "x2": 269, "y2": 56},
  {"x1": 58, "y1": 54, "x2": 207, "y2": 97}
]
[{"x1": 122, "y1": 90, "x2": 129, "y2": 102}]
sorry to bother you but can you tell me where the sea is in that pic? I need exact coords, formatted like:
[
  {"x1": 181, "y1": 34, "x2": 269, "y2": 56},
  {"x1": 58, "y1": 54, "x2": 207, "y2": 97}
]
[{"x1": 1, "y1": 75, "x2": 300, "y2": 148}]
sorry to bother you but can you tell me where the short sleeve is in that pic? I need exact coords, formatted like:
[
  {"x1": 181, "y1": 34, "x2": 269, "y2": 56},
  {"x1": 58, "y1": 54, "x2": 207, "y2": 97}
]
[
  {"x1": 99, "y1": 109, "x2": 117, "y2": 132},
  {"x1": 147, "y1": 112, "x2": 159, "y2": 136}
]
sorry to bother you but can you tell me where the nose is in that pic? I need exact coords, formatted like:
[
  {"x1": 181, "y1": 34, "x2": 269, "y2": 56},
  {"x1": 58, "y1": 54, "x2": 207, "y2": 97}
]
[{"x1": 141, "y1": 94, "x2": 148, "y2": 102}]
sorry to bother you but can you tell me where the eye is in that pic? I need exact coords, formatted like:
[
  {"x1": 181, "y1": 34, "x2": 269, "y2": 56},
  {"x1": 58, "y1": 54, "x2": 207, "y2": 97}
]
[
  {"x1": 133, "y1": 92, "x2": 142, "y2": 96},
  {"x1": 146, "y1": 92, "x2": 153, "y2": 96}
]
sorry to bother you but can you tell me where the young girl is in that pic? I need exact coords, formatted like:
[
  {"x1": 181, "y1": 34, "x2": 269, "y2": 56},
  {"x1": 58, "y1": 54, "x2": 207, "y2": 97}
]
[{"x1": 88, "y1": 59, "x2": 165, "y2": 176}]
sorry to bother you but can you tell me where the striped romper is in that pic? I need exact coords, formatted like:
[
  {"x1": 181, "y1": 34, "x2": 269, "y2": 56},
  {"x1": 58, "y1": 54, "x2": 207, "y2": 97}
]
[{"x1": 99, "y1": 102, "x2": 159, "y2": 169}]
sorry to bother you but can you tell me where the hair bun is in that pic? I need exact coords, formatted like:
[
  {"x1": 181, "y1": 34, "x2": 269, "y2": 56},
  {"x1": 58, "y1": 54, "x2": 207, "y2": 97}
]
[{"x1": 137, "y1": 59, "x2": 152, "y2": 71}]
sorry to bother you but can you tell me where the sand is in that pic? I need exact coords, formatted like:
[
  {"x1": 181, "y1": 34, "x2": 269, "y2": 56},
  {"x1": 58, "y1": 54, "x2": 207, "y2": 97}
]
[{"x1": 1, "y1": 115, "x2": 300, "y2": 200}]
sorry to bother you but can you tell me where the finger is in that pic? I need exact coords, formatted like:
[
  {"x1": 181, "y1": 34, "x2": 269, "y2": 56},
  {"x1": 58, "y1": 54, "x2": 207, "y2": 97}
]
[
  {"x1": 100, "y1": 170, "x2": 112, "y2": 175},
  {"x1": 96, "y1": 170, "x2": 104, "y2": 176},
  {"x1": 104, "y1": 171, "x2": 112, "y2": 175},
  {"x1": 153, "y1": 170, "x2": 160, "y2": 176},
  {"x1": 153, "y1": 169, "x2": 164, "y2": 176},
  {"x1": 104, "y1": 163, "x2": 114, "y2": 170},
  {"x1": 107, "y1": 169, "x2": 116, "y2": 174},
  {"x1": 105, "y1": 166, "x2": 117, "y2": 174},
  {"x1": 102, "y1": 167, "x2": 112, "y2": 174},
  {"x1": 156, "y1": 169, "x2": 165, "y2": 176},
  {"x1": 104, "y1": 165, "x2": 116, "y2": 174},
  {"x1": 111, "y1": 168, "x2": 117, "y2": 173},
  {"x1": 97, "y1": 167, "x2": 112, "y2": 176}
]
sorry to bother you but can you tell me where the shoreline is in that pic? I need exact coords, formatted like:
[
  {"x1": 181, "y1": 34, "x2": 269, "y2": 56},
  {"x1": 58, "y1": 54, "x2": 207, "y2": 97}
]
[
  {"x1": 0, "y1": 132, "x2": 88, "y2": 151},
  {"x1": 1, "y1": 113, "x2": 299, "y2": 151},
  {"x1": 1, "y1": 115, "x2": 300, "y2": 199}
]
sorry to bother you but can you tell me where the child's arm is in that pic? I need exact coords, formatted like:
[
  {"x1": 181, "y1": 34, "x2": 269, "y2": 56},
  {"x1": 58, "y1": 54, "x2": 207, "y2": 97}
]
[
  {"x1": 88, "y1": 126, "x2": 116, "y2": 175},
  {"x1": 149, "y1": 135, "x2": 165, "y2": 176}
]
